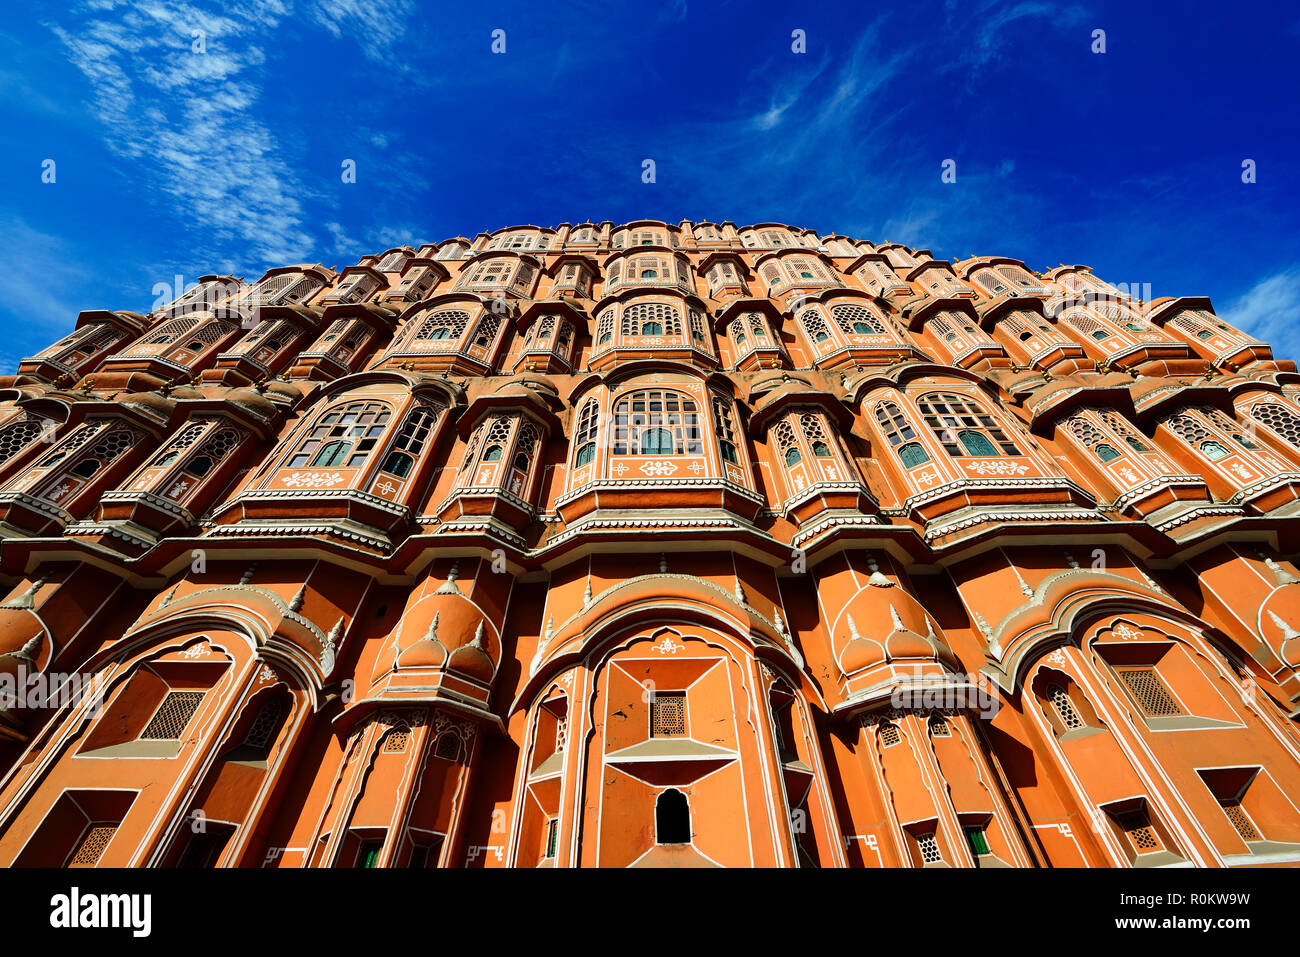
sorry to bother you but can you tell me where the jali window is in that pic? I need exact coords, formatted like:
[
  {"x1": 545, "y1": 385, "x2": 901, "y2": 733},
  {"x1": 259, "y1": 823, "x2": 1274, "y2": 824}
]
[
  {"x1": 612, "y1": 391, "x2": 703, "y2": 456},
  {"x1": 287, "y1": 401, "x2": 391, "y2": 469}
]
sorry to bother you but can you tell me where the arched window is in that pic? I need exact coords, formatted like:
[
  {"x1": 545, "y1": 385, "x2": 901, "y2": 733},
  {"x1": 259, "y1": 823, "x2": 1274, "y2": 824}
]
[
  {"x1": 918, "y1": 393, "x2": 1021, "y2": 457},
  {"x1": 1065, "y1": 415, "x2": 1128, "y2": 465},
  {"x1": 1250, "y1": 402, "x2": 1300, "y2": 449},
  {"x1": 1065, "y1": 312, "x2": 1111, "y2": 341},
  {"x1": 572, "y1": 399, "x2": 599, "y2": 467},
  {"x1": 1165, "y1": 409, "x2": 1259, "y2": 463},
  {"x1": 596, "y1": 309, "x2": 614, "y2": 346},
  {"x1": 0, "y1": 415, "x2": 49, "y2": 465},
  {"x1": 611, "y1": 391, "x2": 702, "y2": 455},
  {"x1": 831, "y1": 304, "x2": 886, "y2": 335},
  {"x1": 178, "y1": 429, "x2": 238, "y2": 480},
  {"x1": 801, "y1": 414, "x2": 832, "y2": 457},
  {"x1": 931, "y1": 316, "x2": 959, "y2": 344},
  {"x1": 287, "y1": 401, "x2": 391, "y2": 469},
  {"x1": 1048, "y1": 685, "x2": 1084, "y2": 731},
  {"x1": 799, "y1": 309, "x2": 832, "y2": 344},
  {"x1": 1099, "y1": 411, "x2": 1152, "y2": 452},
  {"x1": 655, "y1": 789, "x2": 691, "y2": 845},
  {"x1": 1095, "y1": 443, "x2": 1121, "y2": 462},
  {"x1": 621, "y1": 302, "x2": 681, "y2": 337},
  {"x1": 899, "y1": 442, "x2": 929, "y2": 467},
  {"x1": 688, "y1": 310, "x2": 707, "y2": 343},
  {"x1": 378, "y1": 403, "x2": 443, "y2": 478},
  {"x1": 712, "y1": 397, "x2": 740, "y2": 465},
  {"x1": 410, "y1": 309, "x2": 470, "y2": 343},
  {"x1": 435, "y1": 733, "x2": 462, "y2": 762},
  {"x1": 874, "y1": 400, "x2": 916, "y2": 446}
]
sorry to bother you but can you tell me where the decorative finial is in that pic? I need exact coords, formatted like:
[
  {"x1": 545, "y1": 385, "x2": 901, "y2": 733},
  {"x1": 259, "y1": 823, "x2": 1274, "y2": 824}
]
[
  {"x1": 734, "y1": 579, "x2": 746, "y2": 604},
  {"x1": 161, "y1": 583, "x2": 180, "y2": 607},
  {"x1": 659, "y1": 553, "x2": 668, "y2": 574},
  {"x1": 889, "y1": 603, "x2": 905, "y2": 632},
  {"x1": 583, "y1": 572, "x2": 593, "y2": 608},
  {"x1": 847, "y1": 614, "x2": 862, "y2": 641},
  {"x1": 774, "y1": 610, "x2": 788, "y2": 637},
  {"x1": 1065, "y1": 552, "x2": 1079, "y2": 569},
  {"x1": 239, "y1": 564, "x2": 258, "y2": 586},
  {"x1": 10, "y1": 634, "x2": 42, "y2": 664},
  {"x1": 321, "y1": 617, "x2": 342, "y2": 675},
  {"x1": 1262, "y1": 554, "x2": 1300, "y2": 587},
  {"x1": 2, "y1": 577, "x2": 47, "y2": 610},
  {"x1": 470, "y1": 621, "x2": 486, "y2": 650},
  {"x1": 435, "y1": 560, "x2": 463, "y2": 595},
  {"x1": 530, "y1": 615, "x2": 555, "y2": 677},
  {"x1": 1013, "y1": 566, "x2": 1033, "y2": 599},
  {"x1": 976, "y1": 612, "x2": 1002, "y2": 659},
  {"x1": 1269, "y1": 610, "x2": 1300, "y2": 642},
  {"x1": 865, "y1": 552, "x2": 893, "y2": 587},
  {"x1": 288, "y1": 584, "x2": 306, "y2": 613}
]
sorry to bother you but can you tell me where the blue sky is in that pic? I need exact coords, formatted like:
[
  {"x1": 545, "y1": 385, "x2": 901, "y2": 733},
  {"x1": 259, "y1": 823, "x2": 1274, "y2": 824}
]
[{"x1": 1, "y1": 0, "x2": 1297, "y2": 371}]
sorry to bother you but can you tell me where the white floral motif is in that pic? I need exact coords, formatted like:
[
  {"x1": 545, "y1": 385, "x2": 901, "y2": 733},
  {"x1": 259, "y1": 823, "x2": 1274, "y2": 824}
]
[
  {"x1": 963, "y1": 460, "x2": 1029, "y2": 476},
  {"x1": 181, "y1": 642, "x2": 210, "y2": 659},
  {"x1": 651, "y1": 635, "x2": 683, "y2": 654},
  {"x1": 283, "y1": 471, "x2": 345, "y2": 488},
  {"x1": 376, "y1": 480, "x2": 396, "y2": 496},
  {"x1": 258, "y1": 664, "x2": 278, "y2": 684},
  {"x1": 639, "y1": 460, "x2": 678, "y2": 476},
  {"x1": 1112, "y1": 623, "x2": 1143, "y2": 641},
  {"x1": 1227, "y1": 462, "x2": 1255, "y2": 480}
]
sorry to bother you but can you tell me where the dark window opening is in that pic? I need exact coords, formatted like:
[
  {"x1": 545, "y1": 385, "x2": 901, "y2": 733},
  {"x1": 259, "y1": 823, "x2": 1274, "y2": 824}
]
[{"x1": 655, "y1": 789, "x2": 691, "y2": 845}]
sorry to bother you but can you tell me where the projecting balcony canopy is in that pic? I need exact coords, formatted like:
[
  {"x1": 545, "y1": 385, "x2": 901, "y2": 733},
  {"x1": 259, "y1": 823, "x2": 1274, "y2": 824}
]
[
  {"x1": 564, "y1": 362, "x2": 734, "y2": 404},
  {"x1": 988, "y1": 370, "x2": 1139, "y2": 433},
  {"x1": 695, "y1": 251, "x2": 754, "y2": 280},
  {"x1": 843, "y1": 360, "x2": 990, "y2": 405},
  {"x1": 746, "y1": 374, "x2": 855, "y2": 434},
  {"x1": 1127, "y1": 377, "x2": 1237, "y2": 424},
  {"x1": 514, "y1": 298, "x2": 587, "y2": 337},
  {"x1": 455, "y1": 377, "x2": 562, "y2": 440},
  {"x1": 714, "y1": 296, "x2": 788, "y2": 337}
]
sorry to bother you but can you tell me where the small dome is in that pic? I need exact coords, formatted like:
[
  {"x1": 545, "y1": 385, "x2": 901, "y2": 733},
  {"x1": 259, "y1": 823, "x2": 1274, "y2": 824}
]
[
  {"x1": 119, "y1": 390, "x2": 175, "y2": 420},
  {"x1": 225, "y1": 387, "x2": 277, "y2": 417},
  {"x1": 447, "y1": 625, "x2": 495, "y2": 682},
  {"x1": 886, "y1": 629, "x2": 939, "y2": 660},
  {"x1": 840, "y1": 636, "x2": 886, "y2": 673},
  {"x1": 379, "y1": 563, "x2": 500, "y2": 680},
  {"x1": 836, "y1": 566, "x2": 959, "y2": 674}
]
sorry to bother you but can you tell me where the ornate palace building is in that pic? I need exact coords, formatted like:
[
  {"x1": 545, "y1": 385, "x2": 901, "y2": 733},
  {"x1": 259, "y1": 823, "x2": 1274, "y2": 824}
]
[{"x1": 1, "y1": 219, "x2": 1300, "y2": 869}]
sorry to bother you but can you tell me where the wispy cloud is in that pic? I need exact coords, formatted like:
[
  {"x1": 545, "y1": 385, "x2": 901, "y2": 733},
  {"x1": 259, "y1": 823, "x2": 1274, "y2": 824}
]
[
  {"x1": 307, "y1": 0, "x2": 416, "y2": 63},
  {"x1": 0, "y1": 215, "x2": 91, "y2": 331},
  {"x1": 1223, "y1": 265, "x2": 1300, "y2": 361},
  {"x1": 49, "y1": 1, "x2": 312, "y2": 265}
]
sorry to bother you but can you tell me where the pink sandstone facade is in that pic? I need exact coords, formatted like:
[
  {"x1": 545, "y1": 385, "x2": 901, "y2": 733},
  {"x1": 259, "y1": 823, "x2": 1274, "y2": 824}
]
[{"x1": 0, "y1": 220, "x2": 1298, "y2": 868}]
